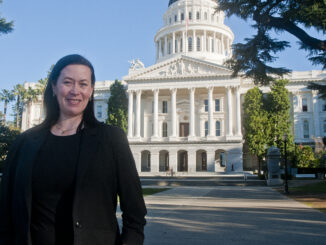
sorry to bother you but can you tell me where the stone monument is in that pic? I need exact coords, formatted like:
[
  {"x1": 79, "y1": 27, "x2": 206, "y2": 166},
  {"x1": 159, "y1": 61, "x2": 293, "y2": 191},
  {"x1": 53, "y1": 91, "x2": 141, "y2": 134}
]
[{"x1": 266, "y1": 146, "x2": 283, "y2": 186}]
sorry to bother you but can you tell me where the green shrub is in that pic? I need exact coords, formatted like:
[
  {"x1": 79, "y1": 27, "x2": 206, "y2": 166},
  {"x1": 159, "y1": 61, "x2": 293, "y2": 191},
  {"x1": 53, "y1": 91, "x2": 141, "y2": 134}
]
[
  {"x1": 0, "y1": 124, "x2": 20, "y2": 172},
  {"x1": 294, "y1": 145, "x2": 319, "y2": 168}
]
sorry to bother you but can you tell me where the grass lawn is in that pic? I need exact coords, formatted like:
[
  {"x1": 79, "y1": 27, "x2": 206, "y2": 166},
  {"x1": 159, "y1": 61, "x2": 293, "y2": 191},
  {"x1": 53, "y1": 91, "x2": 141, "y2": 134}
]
[
  {"x1": 142, "y1": 188, "x2": 170, "y2": 197},
  {"x1": 287, "y1": 181, "x2": 326, "y2": 213}
]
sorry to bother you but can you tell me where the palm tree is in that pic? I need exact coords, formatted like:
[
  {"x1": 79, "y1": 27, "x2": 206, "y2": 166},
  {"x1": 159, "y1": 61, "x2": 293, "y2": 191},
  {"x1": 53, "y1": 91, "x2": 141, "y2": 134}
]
[
  {"x1": 35, "y1": 77, "x2": 48, "y2": 96},
  {"x1": 12, "y1": 84, "x2": 26, "y2": 128},
  {"x1": 0, "y1": 89, "x2": 15, "y2": 125}
]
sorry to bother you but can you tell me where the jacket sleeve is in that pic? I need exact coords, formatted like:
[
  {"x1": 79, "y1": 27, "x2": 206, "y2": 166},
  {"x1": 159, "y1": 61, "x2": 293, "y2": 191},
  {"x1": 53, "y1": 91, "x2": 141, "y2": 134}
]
[
  {"x1": 109, "y1": 126, "x2": 147, "y2": 245},
  {"x1": 0, "y1": 134, "x2": 24, "y2": 245}
]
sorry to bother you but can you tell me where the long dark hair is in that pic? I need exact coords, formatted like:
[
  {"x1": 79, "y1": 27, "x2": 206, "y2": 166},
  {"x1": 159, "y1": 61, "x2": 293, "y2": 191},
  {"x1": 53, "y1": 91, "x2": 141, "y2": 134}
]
[{"x1": 42, "y1": 54, "x2": 99, "y2": 129}]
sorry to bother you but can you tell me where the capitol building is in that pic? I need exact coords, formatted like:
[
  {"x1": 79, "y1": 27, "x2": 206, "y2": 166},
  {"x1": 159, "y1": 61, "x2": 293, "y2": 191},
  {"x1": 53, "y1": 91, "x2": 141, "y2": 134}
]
[{"x1": 22, "y1": 0, "x2": 326, "y2": 176}]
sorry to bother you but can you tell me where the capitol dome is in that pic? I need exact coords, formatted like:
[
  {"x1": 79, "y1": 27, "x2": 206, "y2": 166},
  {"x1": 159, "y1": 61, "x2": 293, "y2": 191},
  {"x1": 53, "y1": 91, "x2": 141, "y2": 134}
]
[{"x1": 155, "y1": 0, "x2": 234, "y2": 65}]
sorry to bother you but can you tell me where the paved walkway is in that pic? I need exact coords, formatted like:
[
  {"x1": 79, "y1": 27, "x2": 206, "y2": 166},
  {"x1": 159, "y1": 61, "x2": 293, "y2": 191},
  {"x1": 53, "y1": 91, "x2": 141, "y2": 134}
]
[{"x1": 136, "y1": 186, "x2": 326, "y2": 245}]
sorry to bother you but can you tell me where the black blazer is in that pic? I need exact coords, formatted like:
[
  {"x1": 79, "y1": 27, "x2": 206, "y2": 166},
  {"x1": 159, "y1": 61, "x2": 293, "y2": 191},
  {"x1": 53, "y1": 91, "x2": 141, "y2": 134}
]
[{"x1": 0, "y1": 123, "x2": 147, "y2": 245}]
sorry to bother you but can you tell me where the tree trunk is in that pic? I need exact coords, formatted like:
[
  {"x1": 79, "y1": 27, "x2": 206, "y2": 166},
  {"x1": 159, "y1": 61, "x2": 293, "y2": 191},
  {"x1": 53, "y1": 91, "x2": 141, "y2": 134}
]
[
  {"x1": 16, "y1": 95, "x2": 20, "y2": 128},
  {"x1": 3, "y1": 101, "x2": 7, "y2": 125}
]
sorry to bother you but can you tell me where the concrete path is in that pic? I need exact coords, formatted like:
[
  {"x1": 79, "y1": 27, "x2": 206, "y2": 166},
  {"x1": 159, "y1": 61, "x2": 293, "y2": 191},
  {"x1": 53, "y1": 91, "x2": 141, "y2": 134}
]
[{"x1": 138, "y1": 186, "x2": 326, "y2": 245}]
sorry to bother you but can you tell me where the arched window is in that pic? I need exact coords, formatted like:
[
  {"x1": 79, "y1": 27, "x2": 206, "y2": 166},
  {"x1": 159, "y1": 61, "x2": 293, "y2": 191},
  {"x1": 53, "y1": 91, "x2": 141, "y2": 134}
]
[
  {"x1": 162, "y1": 122, "x2": 168, "y2": 137},
  {"x1": 196, "y1": 11, "x2": 200, "y2": 20},
  {"x1": 303, "y1": 120, "x2": 309, "y2": 138},
  {"x1": 189, "y1": 11, "x2": 192, "y2": 20},
  {"x1": 181, "y1": 12, "x2": 184, "y2": 21},
  {"x1": 216, "y1": 121, "x2": 221, "y2": 136},
  {"x1": 188, "y1": 37, "x2": 192, "y2": 52},
  {"x1": 197, "y1": 37, "x2": 201, "y2": 51},
  {"x1": 205, "y1": 121, "x2": 208, "y2": 136},
  {"x1": 174, "y1": 14, "x2": 177, "y2": 22}
]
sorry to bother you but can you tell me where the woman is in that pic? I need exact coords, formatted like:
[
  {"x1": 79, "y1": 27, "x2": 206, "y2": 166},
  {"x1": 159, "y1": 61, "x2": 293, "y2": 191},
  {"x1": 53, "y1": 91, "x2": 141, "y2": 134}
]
[{"x1": 0, "y1": 54, "x2": 147, "y2": 245}]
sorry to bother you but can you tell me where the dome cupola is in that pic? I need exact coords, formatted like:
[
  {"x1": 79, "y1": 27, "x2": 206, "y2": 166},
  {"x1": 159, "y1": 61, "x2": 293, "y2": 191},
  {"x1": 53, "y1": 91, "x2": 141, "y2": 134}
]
[{"x1": 155, "y1": 0, "x2": 234, "y2": 65}]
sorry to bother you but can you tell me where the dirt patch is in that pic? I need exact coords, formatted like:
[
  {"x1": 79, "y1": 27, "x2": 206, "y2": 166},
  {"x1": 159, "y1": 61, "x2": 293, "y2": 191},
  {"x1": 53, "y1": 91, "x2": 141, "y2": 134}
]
[{"x1": 288, "y1": 192, "x2": 326, "y2": 213}]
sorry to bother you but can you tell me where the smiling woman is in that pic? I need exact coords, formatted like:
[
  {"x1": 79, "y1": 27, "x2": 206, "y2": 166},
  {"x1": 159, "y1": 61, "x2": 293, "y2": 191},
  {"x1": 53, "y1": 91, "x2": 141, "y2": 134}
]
[{"x1": 0, "y1": 54, "x2": 147, "y2": 245}]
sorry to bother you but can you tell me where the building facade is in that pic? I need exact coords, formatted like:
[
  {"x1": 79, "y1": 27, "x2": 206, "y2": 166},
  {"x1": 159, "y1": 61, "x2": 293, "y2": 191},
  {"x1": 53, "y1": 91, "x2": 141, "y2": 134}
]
[{"x1": 22, "y1": 0, "x2": 326, "y2": 176}]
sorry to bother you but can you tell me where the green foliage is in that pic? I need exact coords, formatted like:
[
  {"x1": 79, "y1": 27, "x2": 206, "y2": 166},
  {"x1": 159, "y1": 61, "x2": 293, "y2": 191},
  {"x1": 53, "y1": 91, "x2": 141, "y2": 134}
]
[
  {"x1": 216, "y1": 0, "x2": 326, "y2": 86},
  {"x1": 0, "y1": 0, "x2": 14, "y2": 36},
  {"x1": 243, "y1": 87, "x2": 269, "y2": 160},
  {"x1": 243, "y1": 79, "x2": 294, "y2": 172},
  {"x1": 295, "y1": 145, "x2": 319, "y2": 168},
  {"x1": 0, "y1": 124, "x2": 20, "y2": 171},
  {"x1": 0, "y1": 89, "x2": 15, "y2": 124},
  {"x1": 106, "y1": 80, "x2": 128, "y2": 132},
  {"x1": 266, "y1": 79, "x2": 294, "y2": 155}
]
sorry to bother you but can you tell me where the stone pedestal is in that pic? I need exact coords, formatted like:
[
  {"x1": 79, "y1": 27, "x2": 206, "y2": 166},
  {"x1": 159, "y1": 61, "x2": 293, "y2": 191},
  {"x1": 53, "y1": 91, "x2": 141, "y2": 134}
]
[{"x1": 267, "y1": 146, "x2": 283, "y2": 186}]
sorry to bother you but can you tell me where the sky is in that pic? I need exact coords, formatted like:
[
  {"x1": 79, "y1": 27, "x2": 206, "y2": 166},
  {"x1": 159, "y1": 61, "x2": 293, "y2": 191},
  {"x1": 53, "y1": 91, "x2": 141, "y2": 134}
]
[{"x1": 0, "y1": 0, "x2": 324, "y2": 118}]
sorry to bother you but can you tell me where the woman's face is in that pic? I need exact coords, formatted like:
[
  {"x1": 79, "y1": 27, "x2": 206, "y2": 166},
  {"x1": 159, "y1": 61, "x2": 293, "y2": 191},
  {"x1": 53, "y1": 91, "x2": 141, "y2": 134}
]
[{"x1": 52, "y1": 64, "x2": 94, "y2": 119}]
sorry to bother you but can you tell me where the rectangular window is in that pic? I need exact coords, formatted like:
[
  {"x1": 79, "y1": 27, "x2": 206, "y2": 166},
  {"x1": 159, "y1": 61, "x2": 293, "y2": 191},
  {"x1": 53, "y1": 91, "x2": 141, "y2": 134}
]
[
  {"x1": 216, "y1": 121, "x2": 221, "y2": 136},
  {"x1": 323, "y1": 100, "x2": 326, "y2": 111},
  {"x1": 211, "y1": 39, "x2": 215, "y2": 52},
  {"x1": 205, "y1": 121, "x2": 208, "y2": 136},
  {"x1": 181, "y1": 13, "x2": 184, "y2": 21},
  {"x1": 174, "y1": 15, "x2": 177, "y2": 22},
  {"x1": 215, "y1": 99, "x2": 220, "y2": 111},
  {"x1": 303, "y1": 120, "x2": 309, "y2": 138},
  {"x1": 204, "y1": 100, "x2": 208, "y2": 112},
  {"x1": 175, "y1": 39, "x2": 178, "y2": 53},
  {"x1": 180, "y1": 38, "x2": 183, "y2": 52},
  {"x1": 168, "y1": 42, "x2": 171, "y2": 54},
  {"x1": 189, "y1": 12, "x2": 192, "y2": 20},
  {"x1": 96, "y1": 105, "x2": 102, "y2": 118},
  {"x1": 179, "y1": 123, "x2": 189, "y2": 137},
  {"x1": 302, "y1": 98, "x2": 308, "y2": 112},
  {"x1": 162, "y1": 101, "x2": 168, "y2": 113},
  {"x1": 162, "y1": 122, "x2": 168, "y2": 137}
]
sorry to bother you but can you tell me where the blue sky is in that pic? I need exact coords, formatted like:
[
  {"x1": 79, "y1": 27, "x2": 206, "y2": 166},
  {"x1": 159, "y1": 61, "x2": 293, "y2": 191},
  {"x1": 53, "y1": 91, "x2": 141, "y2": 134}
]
[{"x1": 0, "y1": 0, "x2": 324, "y2": 118}]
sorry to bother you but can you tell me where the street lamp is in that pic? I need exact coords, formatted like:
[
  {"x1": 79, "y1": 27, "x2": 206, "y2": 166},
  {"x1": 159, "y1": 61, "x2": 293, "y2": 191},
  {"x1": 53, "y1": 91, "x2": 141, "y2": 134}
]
[{"x1": 283, "y1": 133, "x2": 289, "y2": 194}]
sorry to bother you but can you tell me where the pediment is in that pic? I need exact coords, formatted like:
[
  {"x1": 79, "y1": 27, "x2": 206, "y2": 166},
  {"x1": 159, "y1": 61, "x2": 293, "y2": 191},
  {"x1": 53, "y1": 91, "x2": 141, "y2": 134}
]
[{"x1": 124, "y1": 56, "x2": 232, "y2": 81}]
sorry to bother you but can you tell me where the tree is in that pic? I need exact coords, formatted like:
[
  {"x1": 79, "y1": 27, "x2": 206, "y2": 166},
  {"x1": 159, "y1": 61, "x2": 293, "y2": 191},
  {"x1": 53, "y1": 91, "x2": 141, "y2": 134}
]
[
  {"x1": 0, "y1": 124, "x2": 20, "y2": 172},
  {"x1": 106, "y1": 80, "x2": 128, "y2": 132},
  {"x1": 0, "y1": 89, "x2": 14, "y2": 125},
  {"x1": 0, "y1": 0, "x2": 14, "y2": 36},
  {"x1": 216, "y1": 0, "x2": 326, "y2": 86},
  {"x1": 295, "y1": 145, "x2": 319, "y2": 168},
  {"x1": 266, "y1": 79, "x2": 294, "y2": 155},
  {"x1": 12, "y1": 84, "x2": 26, "y2": 129},
  {"x1": 243, "y1": 87, "x2": 270, "y2": 174}
]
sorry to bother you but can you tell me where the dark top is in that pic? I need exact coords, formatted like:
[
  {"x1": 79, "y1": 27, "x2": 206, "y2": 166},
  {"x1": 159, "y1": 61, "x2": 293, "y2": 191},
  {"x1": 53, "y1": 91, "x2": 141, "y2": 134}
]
[{"x1": 31, "y1": 131, "x2": 81, "y2": 245}]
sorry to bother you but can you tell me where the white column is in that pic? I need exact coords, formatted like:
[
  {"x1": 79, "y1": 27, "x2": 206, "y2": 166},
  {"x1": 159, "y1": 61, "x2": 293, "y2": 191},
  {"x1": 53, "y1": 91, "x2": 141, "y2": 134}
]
[
  {"x1": 227, "y1": 87, "x2": 233, "y2": 136},
  {"x1": 208, "y1": 86, "x2": 214, "y2": 137},
  {"x1": 152, "y1": 89, "x2": 159, "y2": 139},
  {"x1": 170, "y1": 88, "x2": 177, "y2": 139},
  {"x1": 312, "y1": 91, "x2": 321, "y2": 137},
  {"x1": 164, "y1": 35, "x2": 168, "y2": 56},
  {"x1": 135, "y1": 90, "x2": 142, "y2": 138},
  {"x1": 221, "y1": 34, "x2": 225, "y2": 55},
  {"x1": 151, "y1": 150, "x2": 160, "y2": 173},
  {"x1": 127, "y1": 90, "x2": 134, "y2": 138},
  {"x1": 182, "y1": 31, "x2": 186, "y2": 53},
  {"x1": 172, "y1": 32, "x2": 176, "y2": 54},
  {"x1": 235, "y1": 86, "x2": 242, "y2": 136},
  {"x1": 201, "y1": 35, "x2": 204, "y2": 52},
  {"x1": 213, "y1": 32, "x2": 216, "y2": 53},
  {"x1": 159, "y1": 38, "x2": 162, "y2": 58},
  {"x1": 189, "y1": 88, "x2": 196, "y2": 139},
  {"x1": 204, "y1": 30, "x2": 207, "y2": 52}
]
